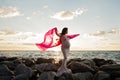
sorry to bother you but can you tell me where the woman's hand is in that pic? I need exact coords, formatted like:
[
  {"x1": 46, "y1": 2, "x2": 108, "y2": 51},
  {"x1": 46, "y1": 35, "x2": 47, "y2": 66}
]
[{"x1": 55, "y1": 27, "x2": 61, "y2": 37}]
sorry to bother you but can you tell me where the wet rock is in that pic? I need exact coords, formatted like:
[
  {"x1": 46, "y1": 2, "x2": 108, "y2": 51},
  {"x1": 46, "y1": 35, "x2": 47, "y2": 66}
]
[
  {"x1": 0, "y1": 64, "x2": 14, "y2": 76},
  {"x1": 14, "y1": 63, "x2": 33, "y2": 80},
  {"x1": 93, "y1": 71, "x2": 110, "y2": 80},
  {"x1": 92, "y1": 58, "x2": 107, "y2": 67},
  {"x1": 0, "y1": 61, "x2": 15, "y2": 70},
  {"x1": 81, "y1": 59, "x2": 96, "y2": 69},
  {"x1": 95, "y1": 62, "x2": 120, "y2": 80},
  {"x1": 57, "y1": 73, "x2": 73, "y2": 80},
  {"x1": 37, "y1": 71, "x2": 56, "y2": 80},
  {"x1": 13, "y1": 74, "x2": 30, "y2": 80},
  {"x1": 106, "y1": 60, "x2": 117, "y2": 64},
  {"x1": 99, "y1": 64, "x2": 120, "y2": 71},
  {"x1": 34, "y1": 63, "x2": 58, "y2": 73},
  {"x1": 36, "y1": 58, "x2": 55, "y2": 64},
  {"x1": 29, "y1": 70, "x2": 38, "y2": 80},
  {"x1": 109, "y1": 71, "x2": 120, "y2": 80},
  {"x1": 6, "y1": 57, "x2": 18, "y2": 61},
  {"x1": 0, "y1": 76, "x2": 14, "y2": 80},
  {"x1": 67, "y1": 58, "x2": 82, "y2": 65},
  {"x1": 115, "y1": 78, "x2": 120, "y2": 80},
  {"x1": 67, "y1": 61, "x2": 95, "y2": 73},
  {"x1": 0, "y1": 56, "x2": 7, "y2": 62},
  {"x1": 72, "y1": 72, "x2": 93, "y2": 80},
  {"x1": 22, "y1": 58, "x2": 35, "y2": 67},
  {"x1": 13, "y1": 58, "x2": 22, "y2": 65}
]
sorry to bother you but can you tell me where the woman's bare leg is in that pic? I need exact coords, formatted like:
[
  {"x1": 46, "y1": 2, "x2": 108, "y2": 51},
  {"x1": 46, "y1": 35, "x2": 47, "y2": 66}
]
[{"x1": 62, "y1": 48, "x2": 69, "y2": 69}]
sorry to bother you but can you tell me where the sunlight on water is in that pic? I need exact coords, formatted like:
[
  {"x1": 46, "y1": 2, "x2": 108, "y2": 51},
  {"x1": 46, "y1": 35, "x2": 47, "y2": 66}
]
[{"x1": 0, "y1": 51, "x2": 120, "y2": 62}]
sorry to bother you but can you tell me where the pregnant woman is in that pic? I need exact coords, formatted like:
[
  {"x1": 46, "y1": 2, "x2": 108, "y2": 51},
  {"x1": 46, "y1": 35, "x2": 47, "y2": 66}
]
[
  {"x1": 36, "y1": 27, "x2": 79, "y2": 76},
  {"x1": 55, "y1": 27, "x2": 71, "y2": 76}
]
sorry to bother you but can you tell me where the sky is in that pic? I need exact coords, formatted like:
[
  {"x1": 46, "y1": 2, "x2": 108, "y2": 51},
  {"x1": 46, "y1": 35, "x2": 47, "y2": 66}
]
[{"x1": 0, "y1": 0, "x2": 120, "y2": 50}]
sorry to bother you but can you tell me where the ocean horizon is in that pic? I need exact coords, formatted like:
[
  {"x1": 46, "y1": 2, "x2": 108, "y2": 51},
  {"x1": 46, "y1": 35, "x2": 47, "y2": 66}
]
[{"x1": 0, "y1": 50, "x2": 120, "y2": 63}]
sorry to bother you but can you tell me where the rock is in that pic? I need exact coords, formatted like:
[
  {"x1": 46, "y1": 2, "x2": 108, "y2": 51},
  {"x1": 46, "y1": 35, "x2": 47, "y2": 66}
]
[
  {"x1": 99, "y1": 64, "x2": 120, "y2": 71},
  {"x1": 67, "y1": 58, "x2": 82, "y2": 65},
  {"x1": 96, "y1": 62, "x2": 120, "y2": 80},
  {"x1": 81, "y1": 59, "x2": 96, "y2": 69},
  {"x1": 13, "y1": 58, "x2": 22, "y2": 65},
  {"x1": 0, "y1": 56, "x2": 7, "y2": 62},
  {"x1": 67, "y1": 61, "x2": 95, "y2": 73},
  {"x1": 115, "y1": 78, "x2": 120, "y2": 80},
  {"x1": 36, "y1": 58, "x2": 55, "y2": 64},
  {"x1": 14, "y1": 63, "x2": 33, "y2": 80},
  {"x1": 72, "y1": 72, "x2": 93, "y2": 80},
  {"x1": 34, "y1": 63, "x2": 58, "y2": 73},
  {"x1": 22, "y1": 58, "x2": 35, "y2": 67},
  {"x1": 109, "y1": 71, "x2": 120, "y2": 80},
  {"x1": 29, "y1": 70, "x2": 38, "y2": 80},
  {"x1": 0, "y1": 61, "x2": 15, "y2": 70},
  {"x1": 0, "y1": 76, "x2": 14, "y2": 80},
  {"x1": 93, "y1": 71, "x2": 110, "y2": 80},
  {"x1": 37, "y1": 71, "x2": 56, "y2": 80},
  {"x1": 6, "y1": 57, "x2": 18, "y2": 61},
  {"x1": 56, "y1": 68, "x2": 72, "y2": 77},
  {"x1": 57, "y1": 73, "x2": 73, "y2": 80},
  {"x1": 0, "y1": 64, "x2": 14, "y2": 76},
  {"x1": 13, "y1": 74, "x2": 30, "y2": 80},
  {"x1": 106, "y1": 60, "x2": 117, "y2": 64},
  {"x1": 92, "y1": 58, "x2": 107, "y2": 67}
]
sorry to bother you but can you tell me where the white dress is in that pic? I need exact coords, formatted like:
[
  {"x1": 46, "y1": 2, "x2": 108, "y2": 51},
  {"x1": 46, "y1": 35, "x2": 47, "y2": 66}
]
[
  {"x1": 61, "y1": 35, "x2": 70, "y2": 59},
  {"x1": 56, "y1": 35, "x2": 71, "y2": 77}
]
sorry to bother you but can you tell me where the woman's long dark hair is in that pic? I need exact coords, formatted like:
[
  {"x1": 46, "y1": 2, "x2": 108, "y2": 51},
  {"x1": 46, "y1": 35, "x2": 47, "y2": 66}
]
[{"x1": 61, "y1": 27, "x2": 68, "y2": 35}]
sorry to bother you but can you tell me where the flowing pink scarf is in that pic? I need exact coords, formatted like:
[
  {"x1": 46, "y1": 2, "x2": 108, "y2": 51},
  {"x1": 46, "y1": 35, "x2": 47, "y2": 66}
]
[{"x1": 36, "y1": 27, "x2": 80, "y2": 51}]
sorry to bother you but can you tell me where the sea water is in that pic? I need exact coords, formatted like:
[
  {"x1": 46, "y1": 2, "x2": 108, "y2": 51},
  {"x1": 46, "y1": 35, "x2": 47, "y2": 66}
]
[{"x1": 0, "y1": 50, "x2": 120, "y2": 62}]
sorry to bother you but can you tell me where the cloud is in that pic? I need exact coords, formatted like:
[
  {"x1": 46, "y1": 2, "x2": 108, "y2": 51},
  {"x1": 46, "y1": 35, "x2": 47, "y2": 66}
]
[
  {"x1": 51, "y1": 8, "x2": 87, "y2": 20},
  {"x1": 0, "y1": 30, "x2": 41, "y2": 44},
  {"x1": 0, "y1": 6, "x2": 21, "y2": 18},
  {"x1": 22, "y1": 43, "x2": 34, "y2": 45},
  {"x1": 0, "y1": 39, "x2": 4, "y2": 41},
  {"x1": 0, "y1": 30, "x2": 19, "y2": 35},
  {"x1": 89, "y1": 29, "x2": 120, "y2": 37},
  {"x1": 51, "y1": 11, "x2": 74, "y2": 20},
  {"x1": 108, "y1": 29, "x2": 120, "y2": 34},
  {"x1": 89, "y1": 31, "x2": 106, "y2": 37}
]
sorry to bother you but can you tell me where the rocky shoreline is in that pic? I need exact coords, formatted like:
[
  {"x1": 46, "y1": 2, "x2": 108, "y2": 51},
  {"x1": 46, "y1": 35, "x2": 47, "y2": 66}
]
[{"x1": 0, "y1": 57, "x2": 120, "y2": 80}]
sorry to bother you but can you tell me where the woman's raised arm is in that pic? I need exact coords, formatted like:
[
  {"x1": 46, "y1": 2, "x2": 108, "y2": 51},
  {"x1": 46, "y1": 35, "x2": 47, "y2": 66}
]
[{"x1": 55, "y1": 27, "x2": 61, "y2": 37}]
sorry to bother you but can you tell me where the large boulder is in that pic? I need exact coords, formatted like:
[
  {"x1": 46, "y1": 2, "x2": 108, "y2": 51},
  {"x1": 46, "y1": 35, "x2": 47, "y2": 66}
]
[
  {"x1": 115, "y1": 78, "x2": 120, "y2": 80},
  {"x1": 81, "y1": 59, "x2": 96, "y2": 69},
  {"x1": 0, "y1": 76, "x2": 14, "y2": 80},
  {"x1": 22, "y1": 58, "x2": 35, "y2": 67},
  {"x1": 0, "y1": 64, "x2": 14, "y2": 76},
  {"x1": 99, "y1": 64, "x2": 120, "y2": 71},
  {"x1": 37, "y1": 71, "x2": 56, "y2": 80},
  {"x1": 67, "y1": 61, "x2": 95, "y2": 73},
  {"x1": 0, "y1": 61, "x2": 15, "y2": 70},
  {"x1": 13, "y1": 58, "x2": 22, "y2": 66},
  {"x1": 92, "y1": 58, "x2": 116, "y2": 67},
  {"x1": 36, "y1": 58, "x2": 55, "y2": 64},
  {"x1": 67, "y1": 58, "x2": 82, "y2": 64},
  {"x1": 57, "y1": 73, "x2": 73, "y2": 80},
  {"x1": 0, "y1": 57, "x2": 7, "y2": 62},
  {"x1": 6, "y1": 57, "x2": 18, "y2": 61},
  {"x1": 92, "y1": 58, "x2": 107, "y2": 67},
  {"x1": 72, "y1": 72, "x2": 93, "y2": 80},
  {"x1": 34, "y1": 63, "x2": 58, "y2": 73},
  {"x1": 93, "y1": 71, "x2": 110, "y2": 80},
  {"x1": 13, "y1": 63, "x2": 33, "y2": 80}
]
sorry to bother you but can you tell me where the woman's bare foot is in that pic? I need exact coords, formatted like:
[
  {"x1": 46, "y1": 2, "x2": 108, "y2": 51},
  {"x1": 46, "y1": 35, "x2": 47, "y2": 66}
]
[{"x1": 56, "y1": 68, "x2": 72, "y2": 77}]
